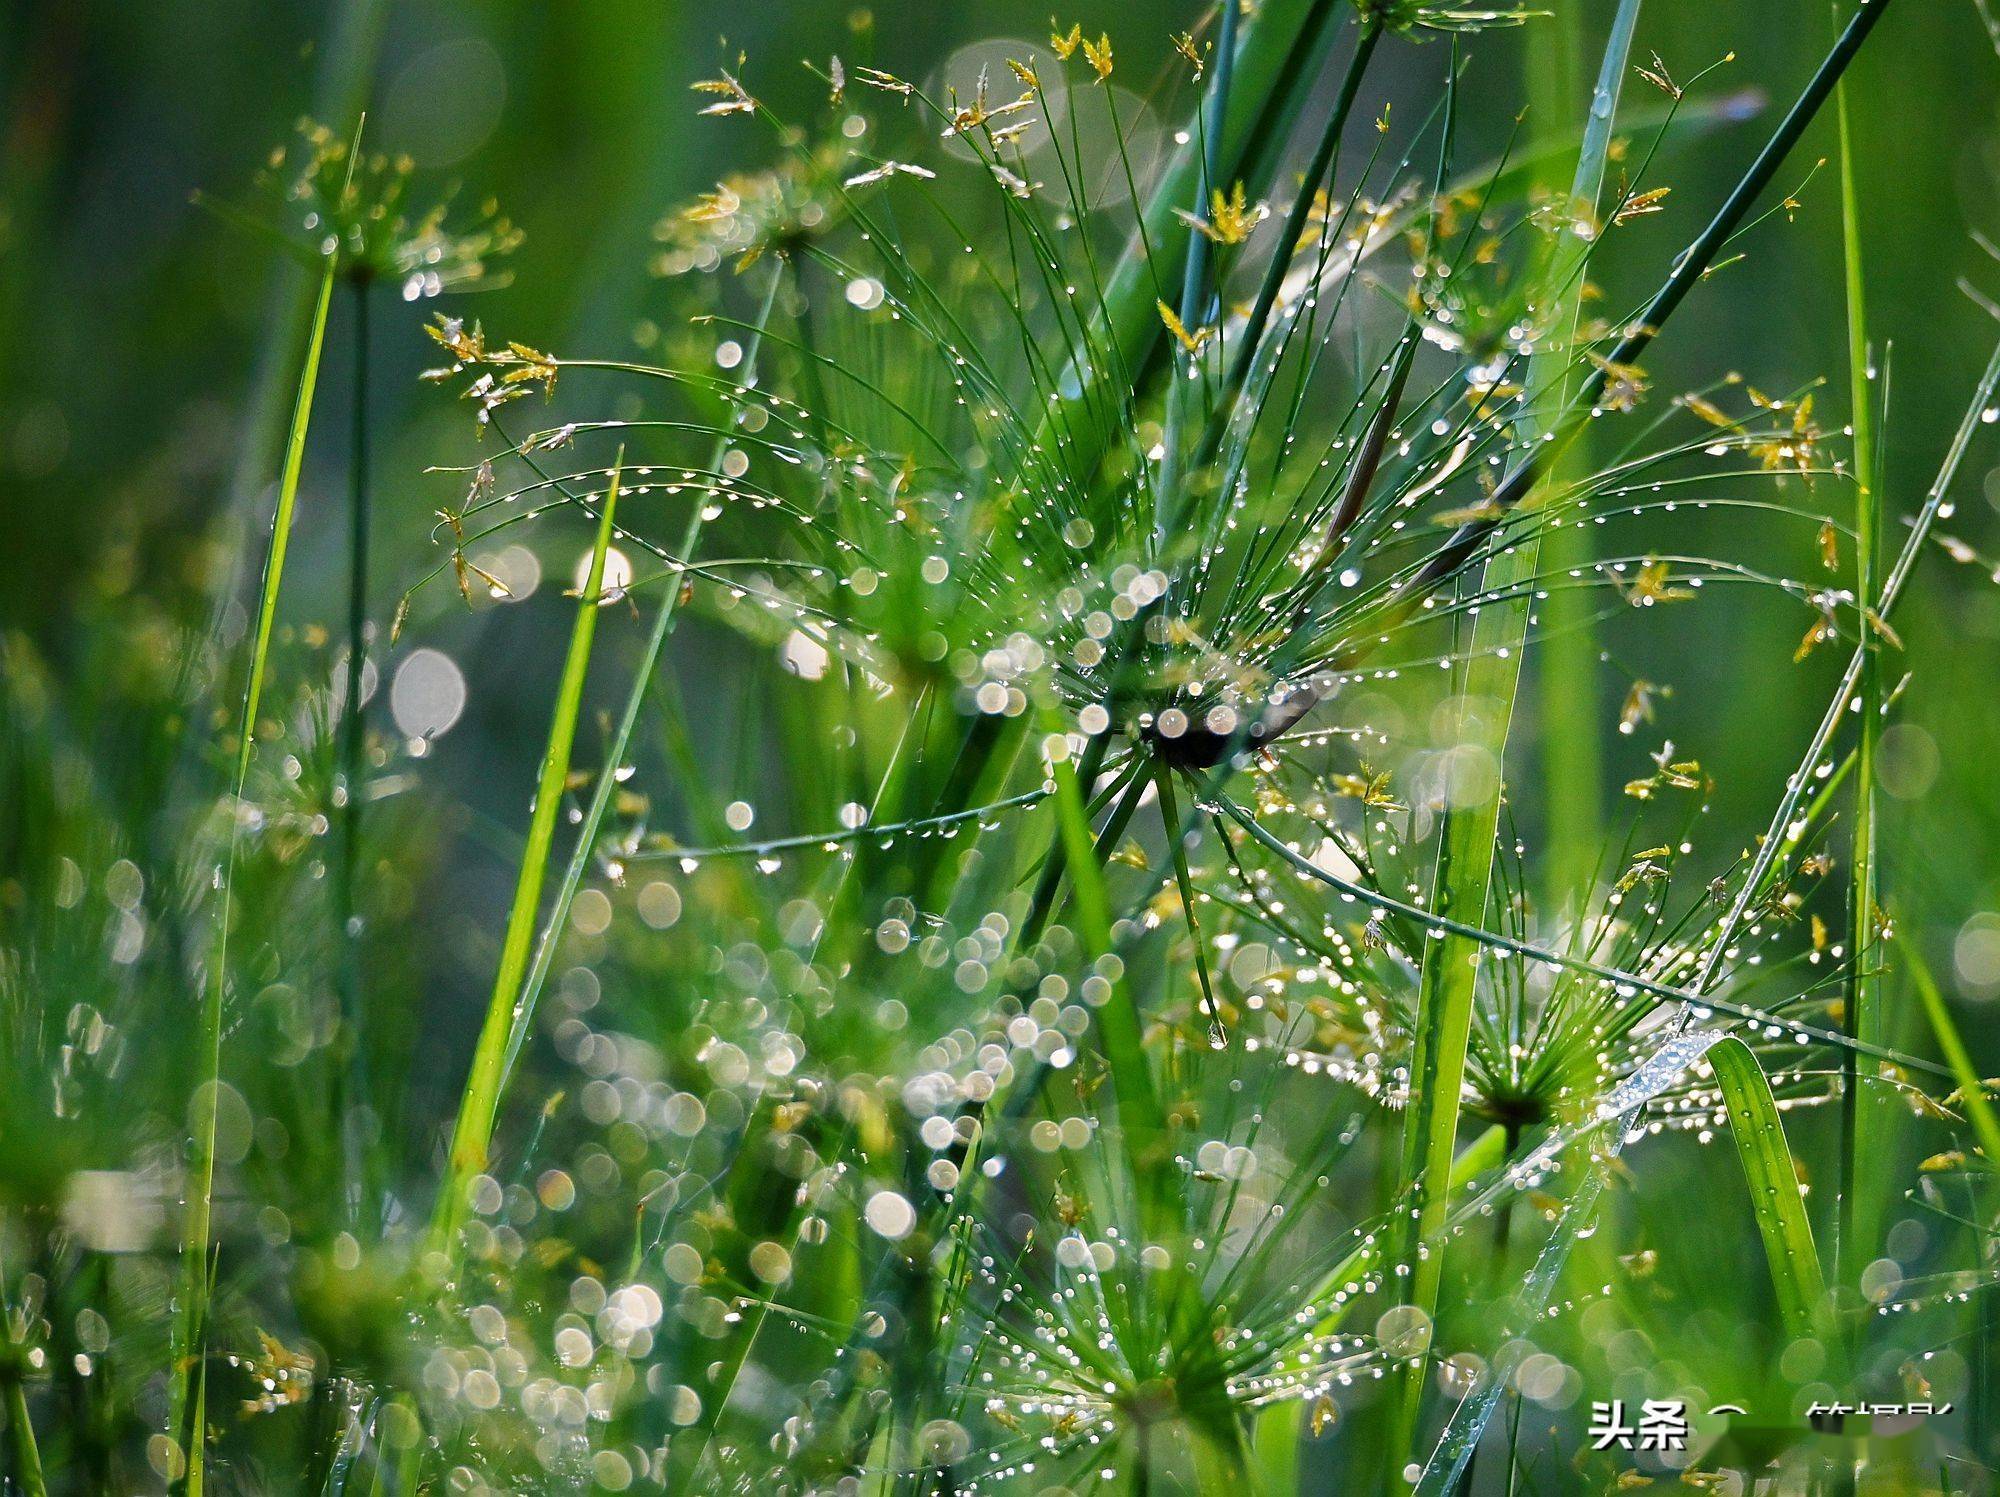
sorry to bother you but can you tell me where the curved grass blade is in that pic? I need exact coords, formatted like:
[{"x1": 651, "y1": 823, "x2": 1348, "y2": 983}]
[{"x1": 1710, "y1": 1036, "x2": 1830, "y2": 1343}]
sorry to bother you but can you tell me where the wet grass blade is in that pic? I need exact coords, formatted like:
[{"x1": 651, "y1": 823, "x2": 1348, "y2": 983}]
[
  {"x1": 498, "y1": 269, "x2": 785, "y2": 1091},
  {"x1": 429, "y1": 458, "x2": 624, "y2": 1259},
  {"x1": 1709, "y1": 1036, "x2": 1829, "y2": 1343},
  {"x1": 171, "y1": 252, "x2": 338, "y2": 1491},
  {"x1": 1047, "y1": 741, "x2": 1170, "y2": 1231},
  {"x1": 1388, "y1": 4, "x2": 1640, "y2": 1480},
  {"x1": 1834, "y1": 38, "x2": 1887, "y2": 1303},
  {"x1": 1040, "y1": 0, "x2": 1335, "y2": 466},
  {"x1": 1530, "y1": 2, "x2": 1602, "y2": 905}
]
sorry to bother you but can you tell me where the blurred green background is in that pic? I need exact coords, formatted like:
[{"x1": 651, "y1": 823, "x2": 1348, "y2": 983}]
[{"x1": 3, "y1": 0, "x2": 1998, "y2": 1087}]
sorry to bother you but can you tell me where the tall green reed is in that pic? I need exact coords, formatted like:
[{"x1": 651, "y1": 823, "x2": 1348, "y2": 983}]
[
  {"x1": 1528, "y1": 5, "x2": 1603, "y2": 905},
  {"x1": 334, "y1": 273, "x2": 375, "y2": 1230},
  {"x1": 1385, "y1": 4, "x2": 1638, "y2": 1482},
  {"x1": 171, "y1": 249, "x2": 339, "y2": 1494},
  {"x1": 1833, "y1": 17, "x2": 1886, "y2": 1316}
]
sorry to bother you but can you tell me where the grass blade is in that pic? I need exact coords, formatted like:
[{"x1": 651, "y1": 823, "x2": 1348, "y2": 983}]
[
  {"x1": 1709, "y1": 1036, "x2": 1829, "y2": 1344},
  {"x1": 1530, "y1": 1, "x2": 1603, "y2": 905},
  {"x1": 428, "y1": 456, "x2": 624, "y2": 1260},
  {"x1": 170, "y1": 253, "x2": 338, "y2": 1491},
  {"x1": 1388, "y1": 5, "x2": 1641, "y2": 1480},
  {"x1": 497, "y1": 267, "x2": 785, "y2": 1091},
  {"x1": 1900, "y1": 934, "x2": 2000, "y2": 1167},
  {"x1": 1834, "y1": 29, "x2": 1887, "y2": 1306},
  {"x1": 1047, "y1": 738, "x2": 1170, "y2": 1230}
]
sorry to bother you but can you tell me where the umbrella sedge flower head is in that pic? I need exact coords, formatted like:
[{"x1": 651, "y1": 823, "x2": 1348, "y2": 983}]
[
  {"x1": 206, "y1": 118, "x2": 519, "y2": 298},
  {"x1": 691, "y1": 66, "x2": 758, "y2": 117},
  {"x1": 652, "y1": 148, "x2": 848, "y2": 275},
  {"x1": 1175, "y1": 181, "x2": 1268, "y2": 245}
]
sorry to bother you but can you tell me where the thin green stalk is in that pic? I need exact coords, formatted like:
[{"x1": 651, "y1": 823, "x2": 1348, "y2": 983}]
[
  {"x1": 1834, "y1": 32, "x2": 1884, "y2": 1317},
  {"x1": 1387, "y1": 7, "x2": 1640, "y2": 1486},
  {"x1": 1899, "y1": 934, "x2": 2000, "y2": 1174},
  {"x1": 170, "y1": 254, "x2": 338, "y2": 1491},
  {"x1": 497, "y1": 267, "x2": 784, "y2": 1093},
  {"x1": 334, "y1": 274, "x2": 374, "y2": 1230},
  {"x1": 1154, "y1": 764, "x2": 1221, "y2": 1040},
  {"x1": 1455, "y1": 1117, "x2": 1524, "y2": 1497},
  {"x1": 1533, "y1": 0, "x2": 1618, "y2": 1409},
  {"x1": 214, "y1": 0, "x2": 385, "y2": 528},
  {"x1": 1153, "y1": 0, "x2": 1240, "y2": 554},
  {"x1": 1903, "y1": 934, "x2": 2000, "y2": 1468},
  {"x1": 428, "y1": 458, "x2": 624, "y2": 1261},
  {"x1": 1018, "y1": 724, "x2": 1119, "y2": 948},
  {"x1": 1533, "y1": 0, "x2": 1603, "y2": 905},
  {"x1": 1416, "y1": 0, "x2": 1897, "y2": 594},
  {"x1": 1041, "y1": 0, "x2": 1337, "y2": 474},
  {"x1": 1173, "y1": 0, "x2": 1238, "y2": 339},
  {"x1": 1220, "y1": 17, "x2": 1382, "y2": 410}
]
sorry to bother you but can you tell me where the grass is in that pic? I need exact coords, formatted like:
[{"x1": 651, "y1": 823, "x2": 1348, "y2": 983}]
[
  {"x1": 6, "y1": 2, "x2": 2000, "y2": 1493},
  {"x1": 428, "y1": 454, "x2": 624, "y2": 1263},
  {"x1": 1710, "y1": 1035, "x2": 1830, "y2": 1343},
  {"x1": 170, "y1": 243, "x2": 338, "y2": 1492},
  {"x1": 1384, "y1": 5, "x2": 1635, "y2": 1481}
]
